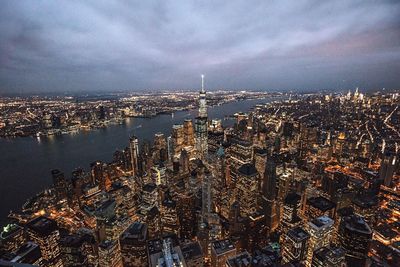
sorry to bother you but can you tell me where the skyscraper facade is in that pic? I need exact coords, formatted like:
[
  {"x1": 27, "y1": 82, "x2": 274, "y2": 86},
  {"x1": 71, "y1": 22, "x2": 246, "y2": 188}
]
[
  {"x1": 306, "y1": 216, "x2": 334, "y2": 267},
  {"x1": 26, "y1": 216, "x2": 63, "y2": 267},
  {"x1": 195, "y1": 75, "x2": 208, "y2": 160},
  {"x1": 338, "y1": 214, "x2": 372, "y2": 266},
  {"x1": 129, "y1": 135, "x2": 139, "y2": 177}
]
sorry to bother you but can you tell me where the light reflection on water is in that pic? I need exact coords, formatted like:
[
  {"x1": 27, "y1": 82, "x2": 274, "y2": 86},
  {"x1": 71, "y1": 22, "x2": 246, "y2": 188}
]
[{"x1": 0, "y1": 97, "x2": 274, "y2": 225}]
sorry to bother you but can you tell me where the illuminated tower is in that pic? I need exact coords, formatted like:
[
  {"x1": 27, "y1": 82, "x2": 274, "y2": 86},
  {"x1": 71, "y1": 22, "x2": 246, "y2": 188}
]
[
  {"x1": 129, "y1": 135, "x2": 139, "y2": 177},
  {"x1": 262, "y1": 156, "x2": 279, "y2": 232},
  {"x1": 198, "y1": 163, "x2": 213, "y2": 256},
  {"x1": 26, "y1": 217, "x2": 63, "y2": 267},
  {"x1": 183, "y1": 119, "x2": 195, "y2": 146},
  {"x1": 338, "y1": 214, "x2": 372, "y2": 266},
  {"x1": 306, "y1": 216, "x2": 334, "y2": 267},
  {"x1": 282, "y1": 226, "x2": 310, "y2": 264},
  {"x1": 195, "y1": 74, "x2": 208, "y2": 160},
  {"x1": 379, "y1": 151, "x2": 398, "y2": 187}
]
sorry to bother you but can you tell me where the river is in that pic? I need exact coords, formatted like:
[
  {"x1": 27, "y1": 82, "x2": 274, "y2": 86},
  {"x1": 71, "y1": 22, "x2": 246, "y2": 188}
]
[{"x1": 0, "y1": 97, "x2": 275, "y2": 225}]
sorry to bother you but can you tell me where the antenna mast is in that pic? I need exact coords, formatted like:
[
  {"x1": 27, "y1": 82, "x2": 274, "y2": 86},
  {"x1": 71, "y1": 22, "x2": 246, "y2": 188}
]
[{"x1": 201, "y1": 74, "x2": 205, "y2": 92}]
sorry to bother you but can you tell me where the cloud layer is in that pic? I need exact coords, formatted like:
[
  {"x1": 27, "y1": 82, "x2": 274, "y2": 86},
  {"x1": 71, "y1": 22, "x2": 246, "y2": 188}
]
[{"x1": 0, "y1": 0, "x2": 399, "y2": 92}]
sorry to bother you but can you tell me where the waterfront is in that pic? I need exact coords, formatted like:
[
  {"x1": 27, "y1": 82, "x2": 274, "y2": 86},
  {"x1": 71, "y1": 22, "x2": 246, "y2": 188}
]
[{"x1": 0, "y1": 97, "x2": 274, "y2": 225}]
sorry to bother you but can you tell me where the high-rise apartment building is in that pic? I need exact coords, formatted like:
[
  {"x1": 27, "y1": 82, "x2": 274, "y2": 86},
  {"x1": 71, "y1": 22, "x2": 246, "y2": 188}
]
[{"x1": 26, "y1": 216, "x2": 63, "y2": 267}]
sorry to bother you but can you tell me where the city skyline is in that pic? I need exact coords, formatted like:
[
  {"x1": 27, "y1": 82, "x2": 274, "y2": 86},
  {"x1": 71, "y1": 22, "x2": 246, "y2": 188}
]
[
  {"x1": 0, "y1": 1, "x2": 399, "y2": 266},
  {"x1": 1, "y1": 85, "x2": 398, "y2": 267},
  {"x1": 1, "y1": 1, "x2": 400, "y2": 93}
]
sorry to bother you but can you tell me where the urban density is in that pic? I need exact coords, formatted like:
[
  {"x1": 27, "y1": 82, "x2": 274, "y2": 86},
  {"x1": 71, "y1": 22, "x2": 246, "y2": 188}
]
[
  {"x1": 0, "y1": 80, "x2": 399, "y2": 266},
  {"x1": 0, "y1": 90, "x2": 271, "y2": 138},
  {"x1": 1, "y1": 1, "x2": 399, "y2": 267}
]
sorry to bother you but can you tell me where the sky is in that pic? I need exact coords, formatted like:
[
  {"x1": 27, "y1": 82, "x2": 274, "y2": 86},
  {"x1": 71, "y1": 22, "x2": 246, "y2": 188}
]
[{"x1": 0, "y1": 0, "x2": 399, "y2": 93}]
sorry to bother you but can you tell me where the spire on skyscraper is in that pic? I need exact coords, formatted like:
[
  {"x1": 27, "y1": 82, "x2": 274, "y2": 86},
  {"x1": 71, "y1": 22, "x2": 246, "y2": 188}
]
[
  {"x1": 201, "y1": 74, "x2": 205, "y2": 93},
  {"x1": 199, "y1": 74, "x2": 207, "y2": 118}
]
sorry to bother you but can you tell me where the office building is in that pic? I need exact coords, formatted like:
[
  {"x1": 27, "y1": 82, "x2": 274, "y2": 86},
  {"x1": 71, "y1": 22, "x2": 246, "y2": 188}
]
[
  {"x1": 181, "y1": 241, "x2": 204, "y2": 267},
  {"x1": 98, "y1": 239, "x2": 122, "y2": 267},
  {"x1": 0, "y1": 224, "x2": 25, "y2": 255},
  {"x1": 305, "y1": 196, "x2": 336, "y2": 220},
  {"x1": 236, "y1": 163, "x2": 259, "y2": 217},
  {"x1": 311, "y1": 246, "x2": 346, "y2": 267},
  {"x1": 305, "y1": 216, "x2": 334, "y2": 267},
  {"x1": 282, "y1": 227, "x2": 310, "y2": 264},
  {"x1": 26, "y1": 216, "x2": 63, "y2": 267},
  {"x1": 195, "y1": 75, "x2": 208, "y2": 160},
  {"x1": 262, "y1": 157, "x2": 279, "y2": 231},
  {"x1": 379, "y1": 151, "x2": 398, "y2": 187},
  {"x1": 119, "y1": 222, "x2": 148, "y2": 267},
  {"x1": 338, "y1": 214, "x2": 372, "y2": 266},
  {"x1": 183, "y1": 119, "x2": 195, "y2": 147},
  {"x1": 210, "y1": 239, "x2": 236, "y2": 267},
  {"x1": 129, "y1": 135, "x2": 139, "y2": 177},
  {"x1": 226, "y1": 251, "x2": 251, "y2": 267}
]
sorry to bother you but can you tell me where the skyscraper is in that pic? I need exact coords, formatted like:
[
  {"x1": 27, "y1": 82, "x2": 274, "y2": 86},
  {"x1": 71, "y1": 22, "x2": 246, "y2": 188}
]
[
  {"x1": 236, "y1": 163, "x2": 259, "y2": 217},
  {"x1": 198, "y1": 164, "x2": 213, "y2": 257},
  {"x1": 338, "y1": 214, "x2": 372, "y2": 266},
  {"x1": 119, "y1": 222, "x2": 148, "y2": 267},
  {"x1": 305, "y1": 216, "x2": 334, "y2": 267},
  {"x1": 98, "y1": 239, "x2": 123, "y2": 267},
  {"x1": 262, "y1": 157, "x2": 279, "y2": 231},
  {"x1": 311, "y1": 246, "x2": 346, "y2": 267},
  {"x1": 195, "y1": 74, "x2": 208, "y2": 160},
  {"x1": 171, "y1": 124, "x2": 184, "y2": 157},
  {"x1": 26, "y1": 216, "x2": 63, "y2": 267},
  {"x1": 129, "y1": 135, "x2": 139, "y2": 177},
  {"x1": 184, "y1": 119, "x2": 195, "y2": 147},
  {"x1": 282, "y1": 192, "x2": 302, "y2": 232},
  {"x1": 0, "y1": 223, "x2": 25, "y2": 255},
  {"x1": 211, "y1": 239, "x2": 236, "y2": 267},
  {"x1": 379, "y1": 151, "x2": 398, "y2": 187},
  {"x1": 282, "y1": 227, "x2": 310, "y2": 264},
  {"x1": 51, "y1": 169, "x2": 68, "y2": 202}
]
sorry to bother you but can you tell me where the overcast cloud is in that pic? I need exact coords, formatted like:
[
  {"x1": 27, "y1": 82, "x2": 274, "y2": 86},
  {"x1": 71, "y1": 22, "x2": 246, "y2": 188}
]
[{"x1": 0, "y1": 0, "x2": 399, "y2": 92}]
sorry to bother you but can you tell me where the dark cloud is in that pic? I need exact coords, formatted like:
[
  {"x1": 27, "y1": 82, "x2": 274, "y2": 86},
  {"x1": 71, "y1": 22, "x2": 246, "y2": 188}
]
[{"x1": 0, "y1": 0, "x2": 399, "y2": 92}]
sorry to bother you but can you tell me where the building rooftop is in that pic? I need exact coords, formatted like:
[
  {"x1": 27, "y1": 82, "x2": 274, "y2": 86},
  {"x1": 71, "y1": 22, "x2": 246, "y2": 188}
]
[
  {"x1": 10, "y1": 241, "x2": 41, "y2": 264},
  {"x1": 254, "y1": 147, "x2": 268, "y2": 156},
  {"x1": 99, "y1": 239, "x2": 117, "y2": 250},
  {"x1": 313, "y1": 246, "x2": 345, "y2": 264},
  {"x1": 0, "y1": 224, "x2": 23, "y2": 240},
  {"x1": 142, "y1": 183, "x2": 157, "y2": 193},
  {"x1": 284, "y1": 193, "x2": 301, "y2": 205},
  {"x1": 287, "y1": 227, "x2": 310, "y2": 242},
  {"x1": 252, "y1": 246, "x2": 280, "y2": 267},
  {"x1": 211, "y1": 239, "x2": 235, "y2": 255},
  {"x1": 238, "y1": 163, "x2": 258, "y2": 177},
  {"x1": 342, "y1": 214, "x2": 372, "y2": 235},
  {"x1": 60, "y1": 234, "x2": 87, "y2": 248},
  {"x1": 226, "y1": 251, "x2": 252, "y2": 267},
  {"x1": 309, "y1": 216, "x2": 334, "y2": 229},
  {"x1": 181, "y1": 241, "x2": 203, "y2": 262},
  {"x1": 120, "y1": 222, "x2": 147, "y2": 243},
  {"x1": 352, "y1": 194, "x2": 378, "y2": 209},
  {"x1": 307, "y1": 196, "x2": 336, "y2": 212},
  {"x1": 147, "y1": 235, "x2": 179, "y2": 255},
  {"x1": 25, "y1": 216, "x2": 58, "y2": 236}
]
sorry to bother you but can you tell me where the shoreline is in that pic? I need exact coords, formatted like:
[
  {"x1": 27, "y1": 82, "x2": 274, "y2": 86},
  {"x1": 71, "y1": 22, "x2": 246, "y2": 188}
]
[{"x1": 0, "y1": 96, "x2": 272, "y2": 139}]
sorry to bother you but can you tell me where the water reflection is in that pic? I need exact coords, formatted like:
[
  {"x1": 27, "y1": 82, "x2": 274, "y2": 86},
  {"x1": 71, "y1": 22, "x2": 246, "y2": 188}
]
[{"x1": 0, "y1": 97, "x2": 274, "y2": 225}]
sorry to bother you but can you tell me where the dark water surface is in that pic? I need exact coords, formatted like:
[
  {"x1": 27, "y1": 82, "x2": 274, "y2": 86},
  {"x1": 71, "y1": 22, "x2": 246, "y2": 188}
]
[{"x1": 0, "y1": 97, "x2": 274, "y2": 225}]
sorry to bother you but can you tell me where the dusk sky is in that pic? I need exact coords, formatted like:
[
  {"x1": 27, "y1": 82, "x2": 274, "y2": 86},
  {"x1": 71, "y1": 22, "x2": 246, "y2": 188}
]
[{"x1": 0, "y1": 1, "x2": 399, "y2": 93}]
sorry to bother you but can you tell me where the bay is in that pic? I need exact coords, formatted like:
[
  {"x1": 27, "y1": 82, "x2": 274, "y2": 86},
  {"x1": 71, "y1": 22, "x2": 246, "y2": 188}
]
[{"x1": 0, "y1": 97, "x2": 274, "y2": 225}]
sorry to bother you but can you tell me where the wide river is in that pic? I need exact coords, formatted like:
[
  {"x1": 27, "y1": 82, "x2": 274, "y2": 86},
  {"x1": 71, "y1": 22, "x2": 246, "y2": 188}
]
[{"x1": 0, "y1": 97, "x2": 275, "y2": 225}]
